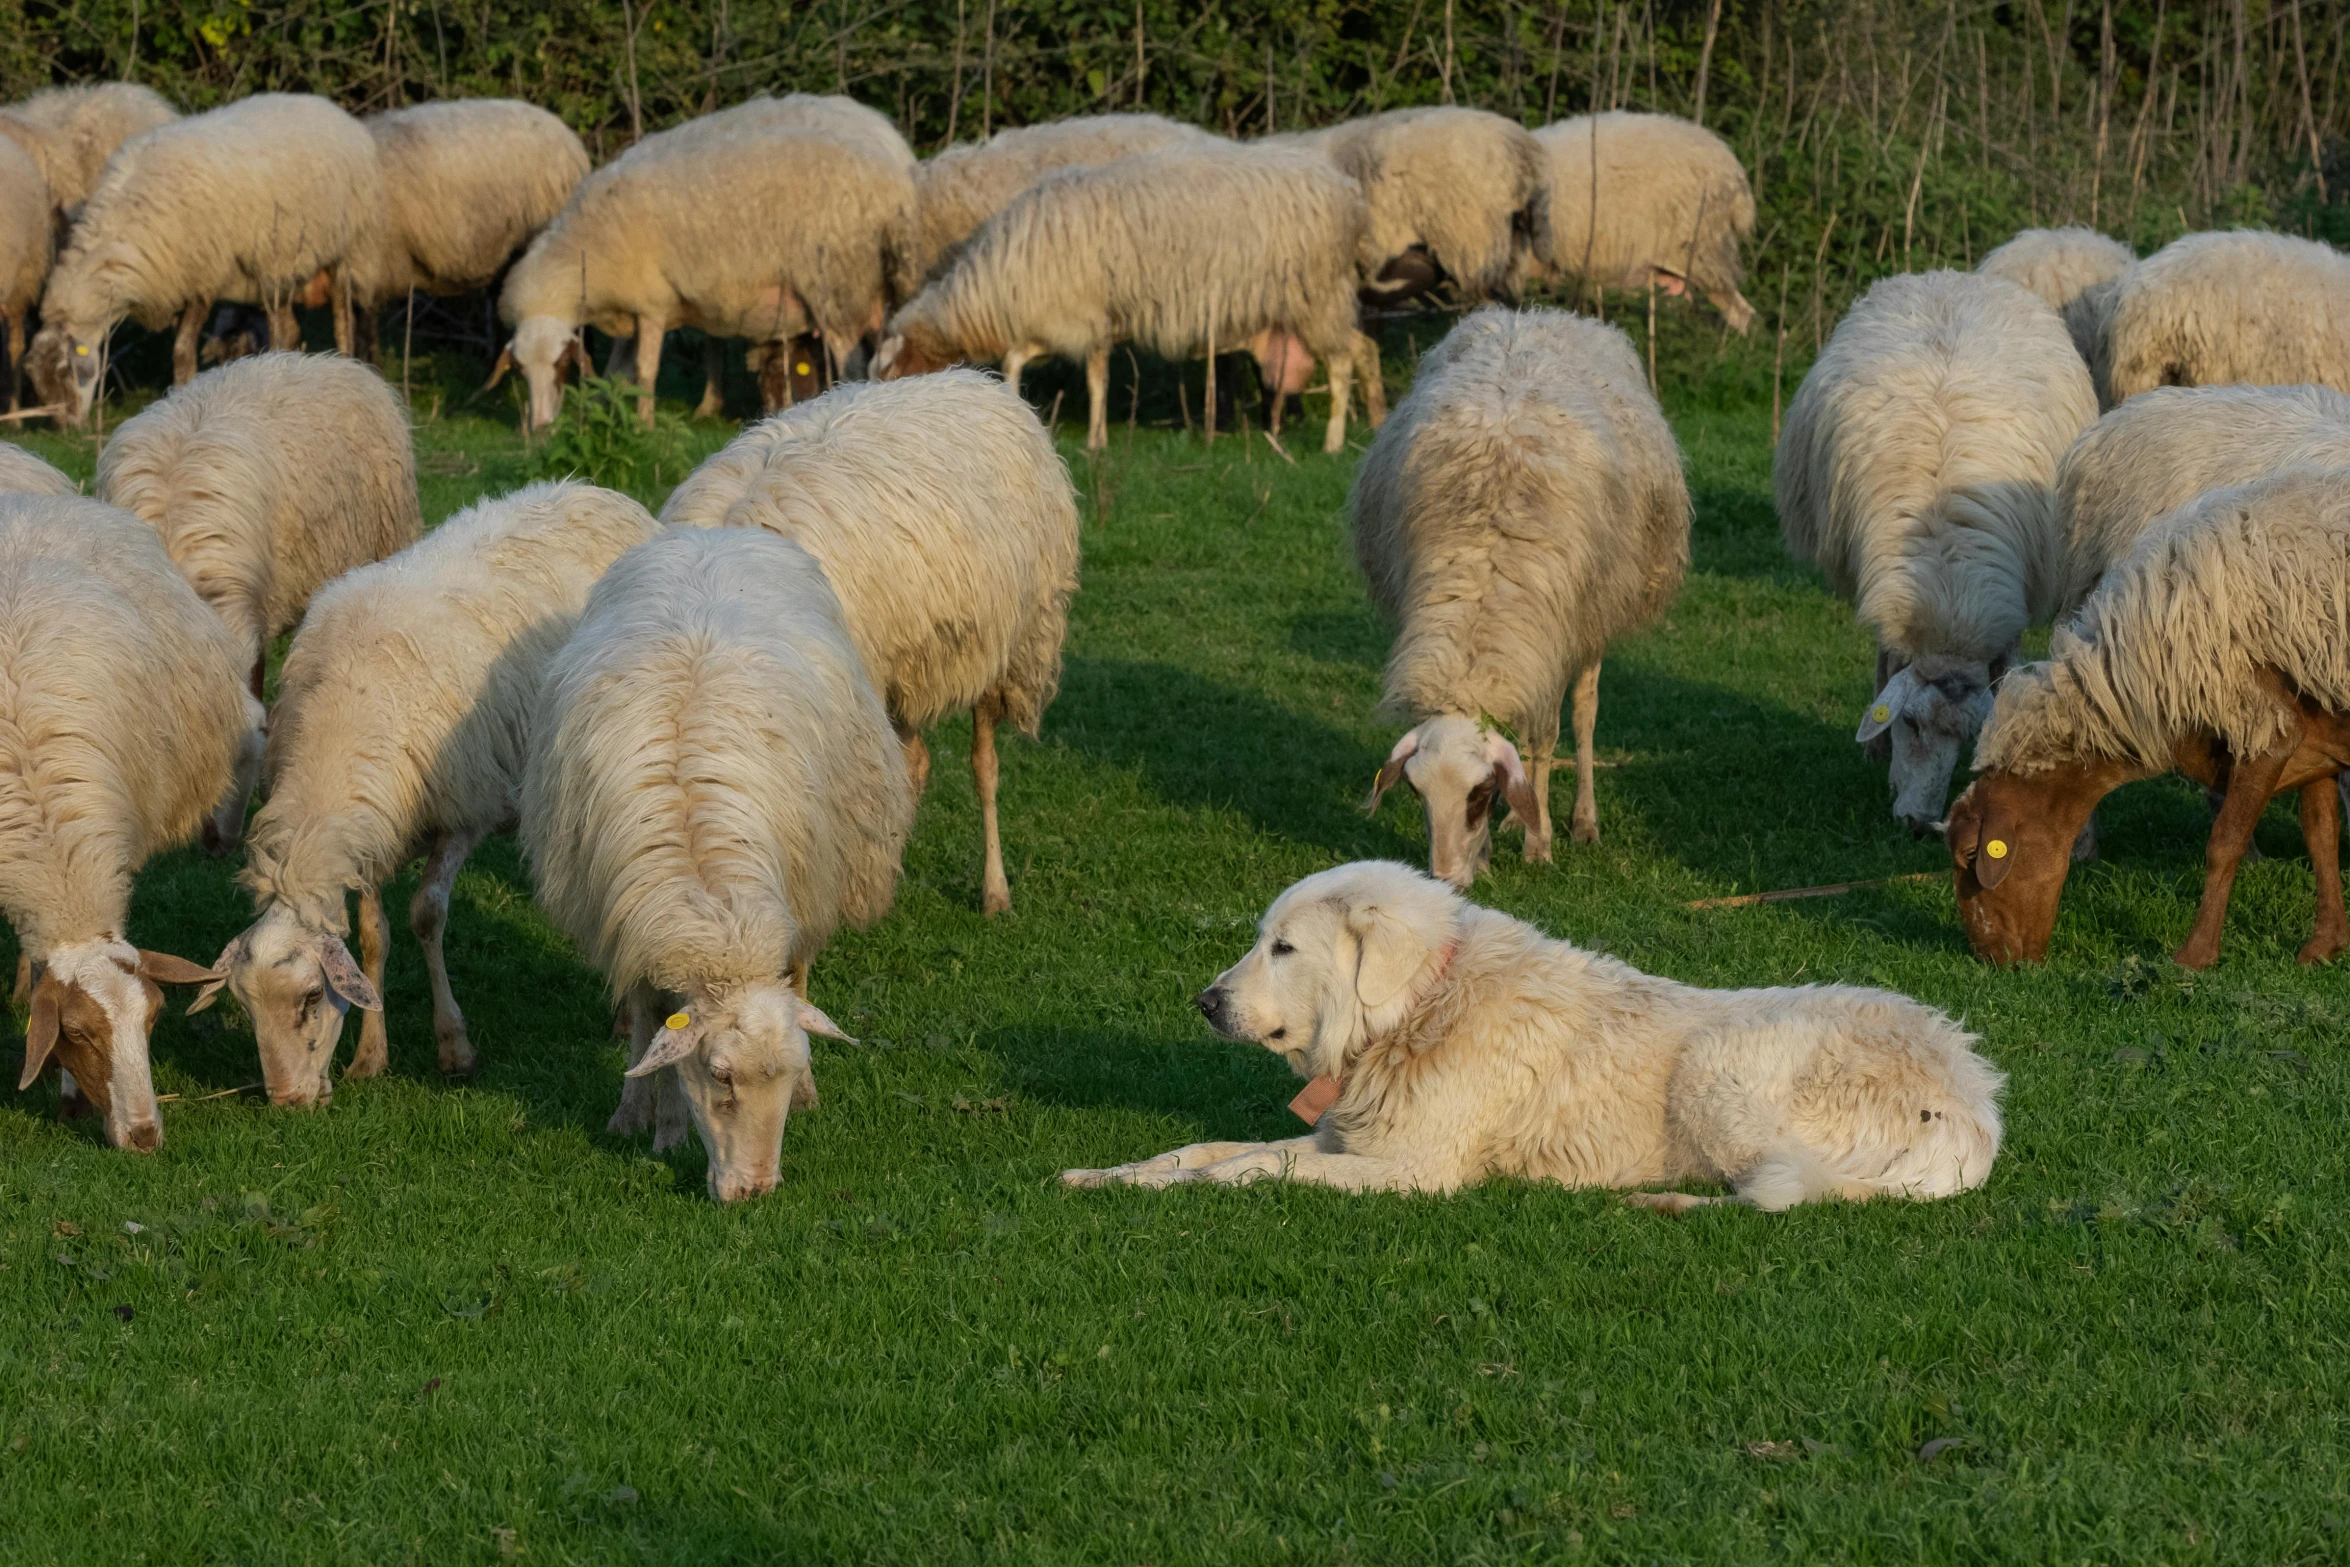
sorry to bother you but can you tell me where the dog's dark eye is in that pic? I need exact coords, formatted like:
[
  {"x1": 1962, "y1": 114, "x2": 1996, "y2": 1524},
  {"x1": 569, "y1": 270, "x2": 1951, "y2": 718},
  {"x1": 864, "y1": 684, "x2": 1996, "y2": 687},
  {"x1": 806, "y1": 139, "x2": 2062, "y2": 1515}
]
[{"x1": 1270, "y1": 939, "x2": 1294, "y2": 957}]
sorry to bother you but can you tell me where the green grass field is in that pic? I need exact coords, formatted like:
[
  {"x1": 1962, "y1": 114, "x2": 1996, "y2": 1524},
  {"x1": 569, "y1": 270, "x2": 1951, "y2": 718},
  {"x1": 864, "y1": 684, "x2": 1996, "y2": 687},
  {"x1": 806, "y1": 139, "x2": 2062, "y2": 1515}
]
[{"x1": 3, "y1": 355, "x2": 2346, "y2": 1564}]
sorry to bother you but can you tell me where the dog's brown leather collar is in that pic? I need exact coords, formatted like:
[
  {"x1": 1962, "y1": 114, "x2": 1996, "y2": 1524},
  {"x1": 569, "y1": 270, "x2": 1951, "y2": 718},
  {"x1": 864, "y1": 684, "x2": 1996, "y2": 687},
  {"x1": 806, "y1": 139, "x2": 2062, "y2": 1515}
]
[{"x1": 1289, "y1": 936, "x2": 1456, "y2": 1126}]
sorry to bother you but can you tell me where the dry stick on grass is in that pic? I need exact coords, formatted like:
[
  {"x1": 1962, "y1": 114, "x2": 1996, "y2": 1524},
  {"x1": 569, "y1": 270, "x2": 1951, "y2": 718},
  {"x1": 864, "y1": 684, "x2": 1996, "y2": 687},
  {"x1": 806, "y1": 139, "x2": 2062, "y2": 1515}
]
[
  {"x1": 154, "y1": 1083, "x2": 266, "y2": 1104},
  {"x1": 1685, "y1": 872, "x2": 1939, "y2": 911}
]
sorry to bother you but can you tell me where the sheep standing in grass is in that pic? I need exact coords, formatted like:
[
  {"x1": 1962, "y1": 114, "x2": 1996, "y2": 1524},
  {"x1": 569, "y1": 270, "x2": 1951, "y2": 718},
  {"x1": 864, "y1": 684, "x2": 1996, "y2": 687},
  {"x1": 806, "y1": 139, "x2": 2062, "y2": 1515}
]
[
  {"x1": 1975, "y1": 226, "x2": 2133, "y2": 368},
  {"x1": 0, "y1": 441, "x2": 72, "y2": 496},
  {"x1": 1536, "y1": 111, "x2": 1756, "y2": 332},
  {"x1": 193, "y1": 482, "x2": 660, "y2": 1108},
  {"x1": 0, "y1": 82, "x2": 177, "y2": 226},
  {"x1": 95, "y1": 353, "x2": 422, "y2": 847},
  {"x1": 915, "y1": 113, "x2": 1224, "y2": 277},
  {"x1": 1290, "y1": 106, "x2": 1547, "y2": 306},
  {"x1": 497, "y1": 100, "x2": 917, "y2": 431},
  {"x1": 0, "y1": 136, "x2": 52, "y2": 404},
  {"x1": 1355, "y1": 306, "x2": 1689, "y2": 886},
  {"x1": 1950, "y1": 466, "x2": 2350, "y2": 968},
  {"x1": 877, "y1": 143, "x2": 1378, "y2": 452},
  {"x1": 1776, "y1": 271, "x2": 2097, "y2": 832},
  {"x1": 0, "y1": 493, "x2": 257, "y2": 1150},
  {"x1": 2095, "y1": 229, "x2": 2350, "y2": 408},
  {"x1": 521, "y1": 526, "x2": 913, "y2": 1202},
  {"x1": 662, "y1": 371, "x2": 1078, "y2": 914},
  {"x1": 31, "y1": 94, "x2": 384, "y2": 421},
  {"x1": 363, "y1": 99, "x2": 589, "y2": 309}
]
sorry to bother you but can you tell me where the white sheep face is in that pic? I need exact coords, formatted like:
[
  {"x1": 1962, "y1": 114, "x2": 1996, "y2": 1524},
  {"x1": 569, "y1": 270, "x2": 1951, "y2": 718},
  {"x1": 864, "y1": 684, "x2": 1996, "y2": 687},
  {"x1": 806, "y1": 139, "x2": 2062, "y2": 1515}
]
[
  {"x1": 23, "y1": 940, "x2": 166, "y2": 1151},
  {"x1": 1372, "y1": 715, "x2": 1538, "y2": 890},
  {"x1": 1856, "y1": 656, "x2": 1996, "y2": 834},
  {"x1": 628, "y1": 983, "x2": 848, "y2": 1203},
  {"x1": 212, "y1": 907, "x2": 382, "y2": 1107},
  {"x1": 512, "y1": 315, "x2": 578, "y2": 432}
]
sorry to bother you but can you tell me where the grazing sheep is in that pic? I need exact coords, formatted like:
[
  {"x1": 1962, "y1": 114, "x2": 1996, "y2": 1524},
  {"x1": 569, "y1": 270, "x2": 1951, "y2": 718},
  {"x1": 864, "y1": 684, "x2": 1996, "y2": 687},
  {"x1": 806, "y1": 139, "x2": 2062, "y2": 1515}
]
[
  {"x1": 661, "y1": 370, "x2": 1078, "y2": 914},
  {"x1": 520, "y1": 526, "x2": 913, "y2": 1202},
  {"x1": 916, "y1": 113, "x2": 1224, "y2": 277},
  {"x1": 0, "y1": 440, "x2": 73, "y2": 496},
  {"x1": 497, "y1": 102, "x2": 918, "y2": 430},
  {"x1": 0, "y1": 136, "x2": 52, "y2": 406},
  {"x1": 1951, "y1": 466, "x2": 2350, "y2": 967},
  {"x1": 363, "y1": 99, "x2": 590, "y2": 304},
  {"x1": 877, "y1": 142, "x2": 1378, "y2": 453},
  {"x1": 192, "y1": 481, "x2": 660, "y2": 1108},
  {"x1": 1974, "y1": 226, "x2": 2133, "y2": 367},
  {"x1": 2096, "y1": 229, "x2": 2350, "y2": 409},
  {"x1": 0, "y1": 493, "x2": 258, "y2": 1150},
  {"x1": 728, "y1": 92, "x2": 915, "y2": 168},
  {"x1": 1356, "y1": 306, "x2": 1689, "y2": 884},
  {"x1": 1536, "y1": 111, "x2": 1757, "y2": 332},
  {"x1": 1292, "y1": 106, "x2": 1547, "y2": 305},
  {"x1": 0, "y1": 82, "x2": 177, "y2": 224},
  {"x1": 33, "y1": 93, "x2": 385, "y2": 421},
  {"x1": 95, "y1": 352, "x2": 422, "y2": 846},
  {"x1": 1775, "y1": 270, "x2": 2097, "y2": 831}
]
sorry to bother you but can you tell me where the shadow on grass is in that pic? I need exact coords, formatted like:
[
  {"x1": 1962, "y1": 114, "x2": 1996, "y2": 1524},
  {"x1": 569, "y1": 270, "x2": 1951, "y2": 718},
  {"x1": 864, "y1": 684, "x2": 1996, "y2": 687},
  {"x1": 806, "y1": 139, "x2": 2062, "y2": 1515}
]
[
  {"x1": 984, "y1": 1022, "x2": 1300, "y2": 1139},
  {"x1": 1285, "y1": 606, "x2": 1388, "y2": 672}
]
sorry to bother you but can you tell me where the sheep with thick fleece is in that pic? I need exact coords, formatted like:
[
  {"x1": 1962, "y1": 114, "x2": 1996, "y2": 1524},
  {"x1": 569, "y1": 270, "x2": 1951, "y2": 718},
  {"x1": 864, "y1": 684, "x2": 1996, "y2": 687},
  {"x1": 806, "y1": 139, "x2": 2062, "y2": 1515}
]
[
  {"x1": 1355, "y1": 307, "x2": 1689, "y2": 886},
  {"x1": 2055, "y1": 383, "x2": 2350, "y2": 612},
  {"x1": 0, "y1": 441, "x2": 72, "y2": 496},
  {"x1": 2096, "y1": 229, "x2": 2350, "y2": 409},
  {"x1": 1952, "y1": 467, "x2": 2350, "y2": 967},
  {"x1": 1775, "y1": 270, "x2": 2097, "y2": 831},
  {"x1": 0, "y1": 82, "x2": 177, "y2": 222},
  {"x1": 193, "y1": 481, "x2": 660, "y2": 1109},
  {"x1": 661, "y1": 371, "x2": 1077, "y2": 913},
  {"x1": 0, "y1": 135, "x2": 52, "y2": 405},
  {"x1": 915, "y1": 113, "x2": 1224, "y2": 277},
  {"x1": 363, "y1": 99, "x2": 589, "y2": 304},
  {"x1": 498, "y1": 101, "x2": 917, "y2": 430},
  {"x1": 95, "y1": 353, "x2": 422, "y2": 846},
  {"x1": 0, "y1": 493, "x2": 257, "y2": 1150},
  {"x1": 1975, "y1": 226, "x2": 2133, "y2": 367},
  {"x1": 1292, "y1": 106, "x2": 1546, "y2": 305},
  {"x1": 1536, "y1": 111, "x2": 1756, "y2": 332},
  {"x1": 521, "y1": 526, "x2": 913, "y2": 1202},
  {"x1": 33, "y1": 94, "x2": 384, "y2": 421},
  {"x1": 878, "y1": 142, "x2": 1378, "y2": 452}
]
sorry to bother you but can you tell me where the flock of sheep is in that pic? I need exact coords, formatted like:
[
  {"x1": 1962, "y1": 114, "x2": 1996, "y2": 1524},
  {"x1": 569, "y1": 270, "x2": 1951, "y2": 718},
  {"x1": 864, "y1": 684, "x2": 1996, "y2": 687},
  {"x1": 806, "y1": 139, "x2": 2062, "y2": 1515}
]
[{"x1": 3, "y1": 74, "x2": 2348, "y2": 1207}]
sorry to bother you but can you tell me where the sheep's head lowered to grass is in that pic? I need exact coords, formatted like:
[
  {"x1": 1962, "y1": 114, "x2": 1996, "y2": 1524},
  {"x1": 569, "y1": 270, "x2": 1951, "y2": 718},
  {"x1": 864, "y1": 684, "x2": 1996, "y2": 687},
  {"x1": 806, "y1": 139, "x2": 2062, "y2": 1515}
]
[
  {"x1": 26, "y1": 320, "x2": 101, "y2": 426},
  {"x1": 192, "y1": 906, "x2": 382, "y2": 1108},
  {"x1": 18, "y1": 940, "x2": 217, "y2": 1150},
  {"x1": 1857, "y1": 654, "x2": 2001, "y2": 836},
  {"x1": 493, "y1": 315, "x2": 591, "y2": 432},
  {"x1": 1367, "y1": 714, "x2": 1540, "y2": 890},
  {"x1": 628, "y1": 981, "x2": 851, "y2": 1203}
]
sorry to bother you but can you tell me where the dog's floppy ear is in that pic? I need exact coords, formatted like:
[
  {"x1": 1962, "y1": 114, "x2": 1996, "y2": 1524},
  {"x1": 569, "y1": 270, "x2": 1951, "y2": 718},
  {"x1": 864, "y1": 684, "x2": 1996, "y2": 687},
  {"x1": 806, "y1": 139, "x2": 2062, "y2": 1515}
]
[
  {"x1": 1347, "y1": 900, "x2": 1428, "y2": 1011},
  {"x1": 1366, "y1": 729, "x2": 1420, "y2": 813},
  {"x1": 1857, "y1": 665, "x2": 1921, "y2": 744},
  {"x1": 1946, "y1": 786, "x2": 2018, "y2": 890},
  {"x1": 1482, "y1": 728, "x2": 1540, "y2": 825}
]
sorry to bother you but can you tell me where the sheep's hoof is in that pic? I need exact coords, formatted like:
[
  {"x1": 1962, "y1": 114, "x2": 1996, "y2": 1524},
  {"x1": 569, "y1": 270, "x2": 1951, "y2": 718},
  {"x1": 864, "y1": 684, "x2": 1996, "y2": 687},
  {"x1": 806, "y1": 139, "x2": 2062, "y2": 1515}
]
[
  {"x1": 437, "y1": 1030, "x2": 477, "y2": 1078},
  {"x1": 2171, "y1": 939, "x2": 2220, "y2": 971},
  {"x1": 1522, "y1": 836, "x2": 1554, "y2": 865},
  {"x1": 2298, "y1": 931, "x2": 2346, "y2": 965},
  {"x1": 343, "y1": 1045, "x2": 387, "y2": 1080},
  {"x1": 981, "y1": 882, "x2": 1012, "y2": 917},
  {"x1": 1569, "y1": 817, "x2": 1600, "y2": 846}
]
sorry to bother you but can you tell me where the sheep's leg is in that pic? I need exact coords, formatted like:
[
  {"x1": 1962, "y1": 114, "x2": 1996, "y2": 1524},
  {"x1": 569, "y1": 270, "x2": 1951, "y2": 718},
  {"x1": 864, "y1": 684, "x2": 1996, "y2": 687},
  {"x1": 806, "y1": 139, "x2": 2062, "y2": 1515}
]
[
  {"x1": 899, "y1": 727, "x2": 932, "y2": 801},
  {"x1": 1000, "y1": 346, "x2": 1033, "y2": 395},
  {"x1": 171, "y1": 300, "x2": 205, "y2": 386},
  {"x1": 266, "y1": 298, "x2": 300, "y2": 352},
  {"x1": 1353, "y1": 330, "x2": 1388, "y2": 428},
  {"x1": 347, "y1": 884, "x2": 391, "y2": 1079},
  {"x1": 329, "y1": 266, "x2": 355, "y2": 358},
  {"x1": 2176, "y1": 739, "x2": 2294, "y2": 969},
  {"x1": 1322, "y1": 344, "x2": 1354, "y2": 454},
  {"x1": 633, "y1": 319, "x2": 664, "y2": 429},
  {"x1": 609, "y1": 981, "x2": 658, "y2": 1136},
  {"x1": 651, "y1": 1062, "x2": 690, "y2": 1153},
  {"x1": 694, "y1": 337, "x2": 726, "y2": 419},
  {"x1": 411, "y1": 828, "x2": 482, "y2": 1076},
  {"x1": 973, "y1": 692, "x2": 1011, "y2": 915},
  {"x1": 1085, "y1": 344, "x2": 1109, "y2": 450},
  {"x1": 2, "y1": 306, "x2": 21, "y2": 410},
  {"x1": 1568, "y1": 660, "x2": 1602, "y2": 846},
  {"x1": 203, "y1": 669, "x2": 266, "y2": 854},
  {"x1": 2298, "y1": 778, "x2": 2347, "y2": 965}
]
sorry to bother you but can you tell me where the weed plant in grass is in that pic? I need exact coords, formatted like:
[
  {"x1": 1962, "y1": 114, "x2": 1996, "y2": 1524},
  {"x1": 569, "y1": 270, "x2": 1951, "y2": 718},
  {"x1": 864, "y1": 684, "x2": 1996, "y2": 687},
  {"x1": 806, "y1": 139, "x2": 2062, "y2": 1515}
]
[{"x1": 1, "y1": 370, "x2": 2345, "y2": 1564}]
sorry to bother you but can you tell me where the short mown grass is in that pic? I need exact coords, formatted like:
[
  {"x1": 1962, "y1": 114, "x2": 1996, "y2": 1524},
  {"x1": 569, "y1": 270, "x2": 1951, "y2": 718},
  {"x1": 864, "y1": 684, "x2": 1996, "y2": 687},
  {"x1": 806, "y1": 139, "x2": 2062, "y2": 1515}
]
[{"x1": 2, "y1": 353, "x2": 2345, "y2": 1564}]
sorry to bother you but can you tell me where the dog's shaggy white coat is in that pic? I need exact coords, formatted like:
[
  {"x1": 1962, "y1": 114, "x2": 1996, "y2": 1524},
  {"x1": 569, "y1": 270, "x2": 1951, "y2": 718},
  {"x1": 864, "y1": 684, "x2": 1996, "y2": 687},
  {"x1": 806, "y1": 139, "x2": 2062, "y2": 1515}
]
[{"x1": 1066, "y1": 861, "x2": 2004, "y2": 1209}]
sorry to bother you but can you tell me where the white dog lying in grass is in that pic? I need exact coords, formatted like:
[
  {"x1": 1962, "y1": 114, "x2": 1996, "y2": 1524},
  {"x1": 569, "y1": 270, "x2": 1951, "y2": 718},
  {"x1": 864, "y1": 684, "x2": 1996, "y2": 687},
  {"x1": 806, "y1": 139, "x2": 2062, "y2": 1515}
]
[{"x1": 1063, "y1": 861, "x2": 2004, "y2": 1210}]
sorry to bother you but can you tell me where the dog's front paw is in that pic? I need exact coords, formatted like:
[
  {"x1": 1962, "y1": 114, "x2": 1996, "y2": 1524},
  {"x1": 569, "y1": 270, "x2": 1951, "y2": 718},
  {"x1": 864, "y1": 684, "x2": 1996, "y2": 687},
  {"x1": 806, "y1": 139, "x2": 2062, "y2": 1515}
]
[
  {"x1": 1060, "y1": 1167, "x2": 1113, "y2": 1189},
  {"x1": 1624, "y1": 1190, "x2": 1712, "y2": 1217}
]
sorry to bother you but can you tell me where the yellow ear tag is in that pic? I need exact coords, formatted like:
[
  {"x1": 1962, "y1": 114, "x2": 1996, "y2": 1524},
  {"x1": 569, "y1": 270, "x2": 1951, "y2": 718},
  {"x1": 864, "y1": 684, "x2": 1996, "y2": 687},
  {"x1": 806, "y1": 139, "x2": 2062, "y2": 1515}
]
[
  {"x1": 1871, "y1": 703, "x2": 1891, "y2": 723},
  {"x1": 795, "y1": 361, "x2": 812, "y2": 375},
  {"x1": 74, "y1": 344, "x2": 89, "y2": 356},
  {"x1": 1984, "y1": 839, "x2": 2008, "y2": 860},
  {"x1": 665, "y1": 1012, "x2": 691, "y2": 1031}
]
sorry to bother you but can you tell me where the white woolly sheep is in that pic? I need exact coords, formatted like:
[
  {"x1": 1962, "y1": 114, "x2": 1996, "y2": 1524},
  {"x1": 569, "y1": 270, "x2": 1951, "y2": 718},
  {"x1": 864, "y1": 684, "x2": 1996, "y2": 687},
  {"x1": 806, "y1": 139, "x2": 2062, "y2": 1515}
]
[
  {"x1": 1775, "y1": 270, "x2": 2097, "y2": 831},
  {"x1": 192, "y1": 480, "x2": 660, "y2": 1108},
  {"x1": 661, "y1": 370, "x2": 1078, "y2": 913},
  {"x1": 0, "y1": 82, "x2": 177, "y2": 224},
  {"x1": 1290, "y1": 106, "x2": 1547, "y2": 305},
  {"x1": 2095, "y1": 228, "x2": 2350, "y2": 409},
  {"x1": 0, "y1": 492, "x2": 259, "y2": 1150},
  {"x1": 1536, "y1": 111, "x2": 1757, "y2": 332},
  {"x1": 1355, "y1": 306, "x2": 1690, "y2": 886},
  {"x1": 33, "y1": 93, "x2": 385, "y2": 421},
  {"x1": 916, "y1": 113, "x2": 1225, "y2": 277},
  {"x1": 497, "y1": 101, "x2": 918, "y2": 430},
  {"x1": 363, "y1": 99, "x2": 590, "y2": 305},
  {"x1": 0, "y1": 135, "x2": 53, "y2": 405},
  {"x1": 1974, "y1": 225, "x2": 2133, "y2": 367},
  {"x1": 520, "y1": 525, "x2": 914, "y2": 1203},
  {"x1": 0, "y1": 440, "x2": 73, "y2": 496},
  {"x1": 95, "y1": 352, "x2": 422, "y2": 846},
  {"x1": 877, "y1": 142, "x2": 1379, "y2": 452},
  {"x1": 1953, "y1": 466, "x2": 2350, "y2": 968}
]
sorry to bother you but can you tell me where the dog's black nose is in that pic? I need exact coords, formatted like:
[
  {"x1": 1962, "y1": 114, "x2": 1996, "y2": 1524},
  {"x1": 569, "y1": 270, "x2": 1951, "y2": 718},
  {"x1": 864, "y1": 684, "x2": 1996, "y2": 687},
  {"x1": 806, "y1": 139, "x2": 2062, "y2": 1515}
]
[{"x1": 1195, "y1": 987, "x2": 1226, "y2": 1028}]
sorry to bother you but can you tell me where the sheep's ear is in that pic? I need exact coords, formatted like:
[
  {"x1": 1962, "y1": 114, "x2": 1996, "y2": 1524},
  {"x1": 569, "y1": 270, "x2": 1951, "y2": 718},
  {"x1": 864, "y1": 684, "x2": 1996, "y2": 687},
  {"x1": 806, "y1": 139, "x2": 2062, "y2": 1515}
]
[
  {"x1": 558, "y1": 335, "x2": 591, "y2": 379},
  {"x1": 483, "y1": 346, "x2": 515, "y2": 392},
  {"x1": 185, "y1": 934, "x2": 245, "y2": 1014},
  {"x1": 1366, "y1": 729, "x2": 1420, "y2": 813},
  {"x1": 317, "y1": 937, "x2": 382, "y2": 1013},
  {"x1": 795, "y1": 999, "x2": 854, "y2": 1043},
  {"x1": 1857, "y1": 667, "x2": 1919, "y2": 744},
  {"x1": 135, "y1": 950, "x2": 217, "y2": 986},
  {"x1": 1949, "y1": 792, "x2": 2019, "y2": 891},
  {"x1": 1349, "y1": 901, "x2": 1428, "y2": 1011},
  {"x1": 626, "y1": 1013, "x2": 704, "y2": 1078},
  {"x1": 18, "y1": 975, "x2": 61, "y2": 1092},
  {"x1": 1483, "y1": 729, "x2": 1541, "y2": 825}
]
